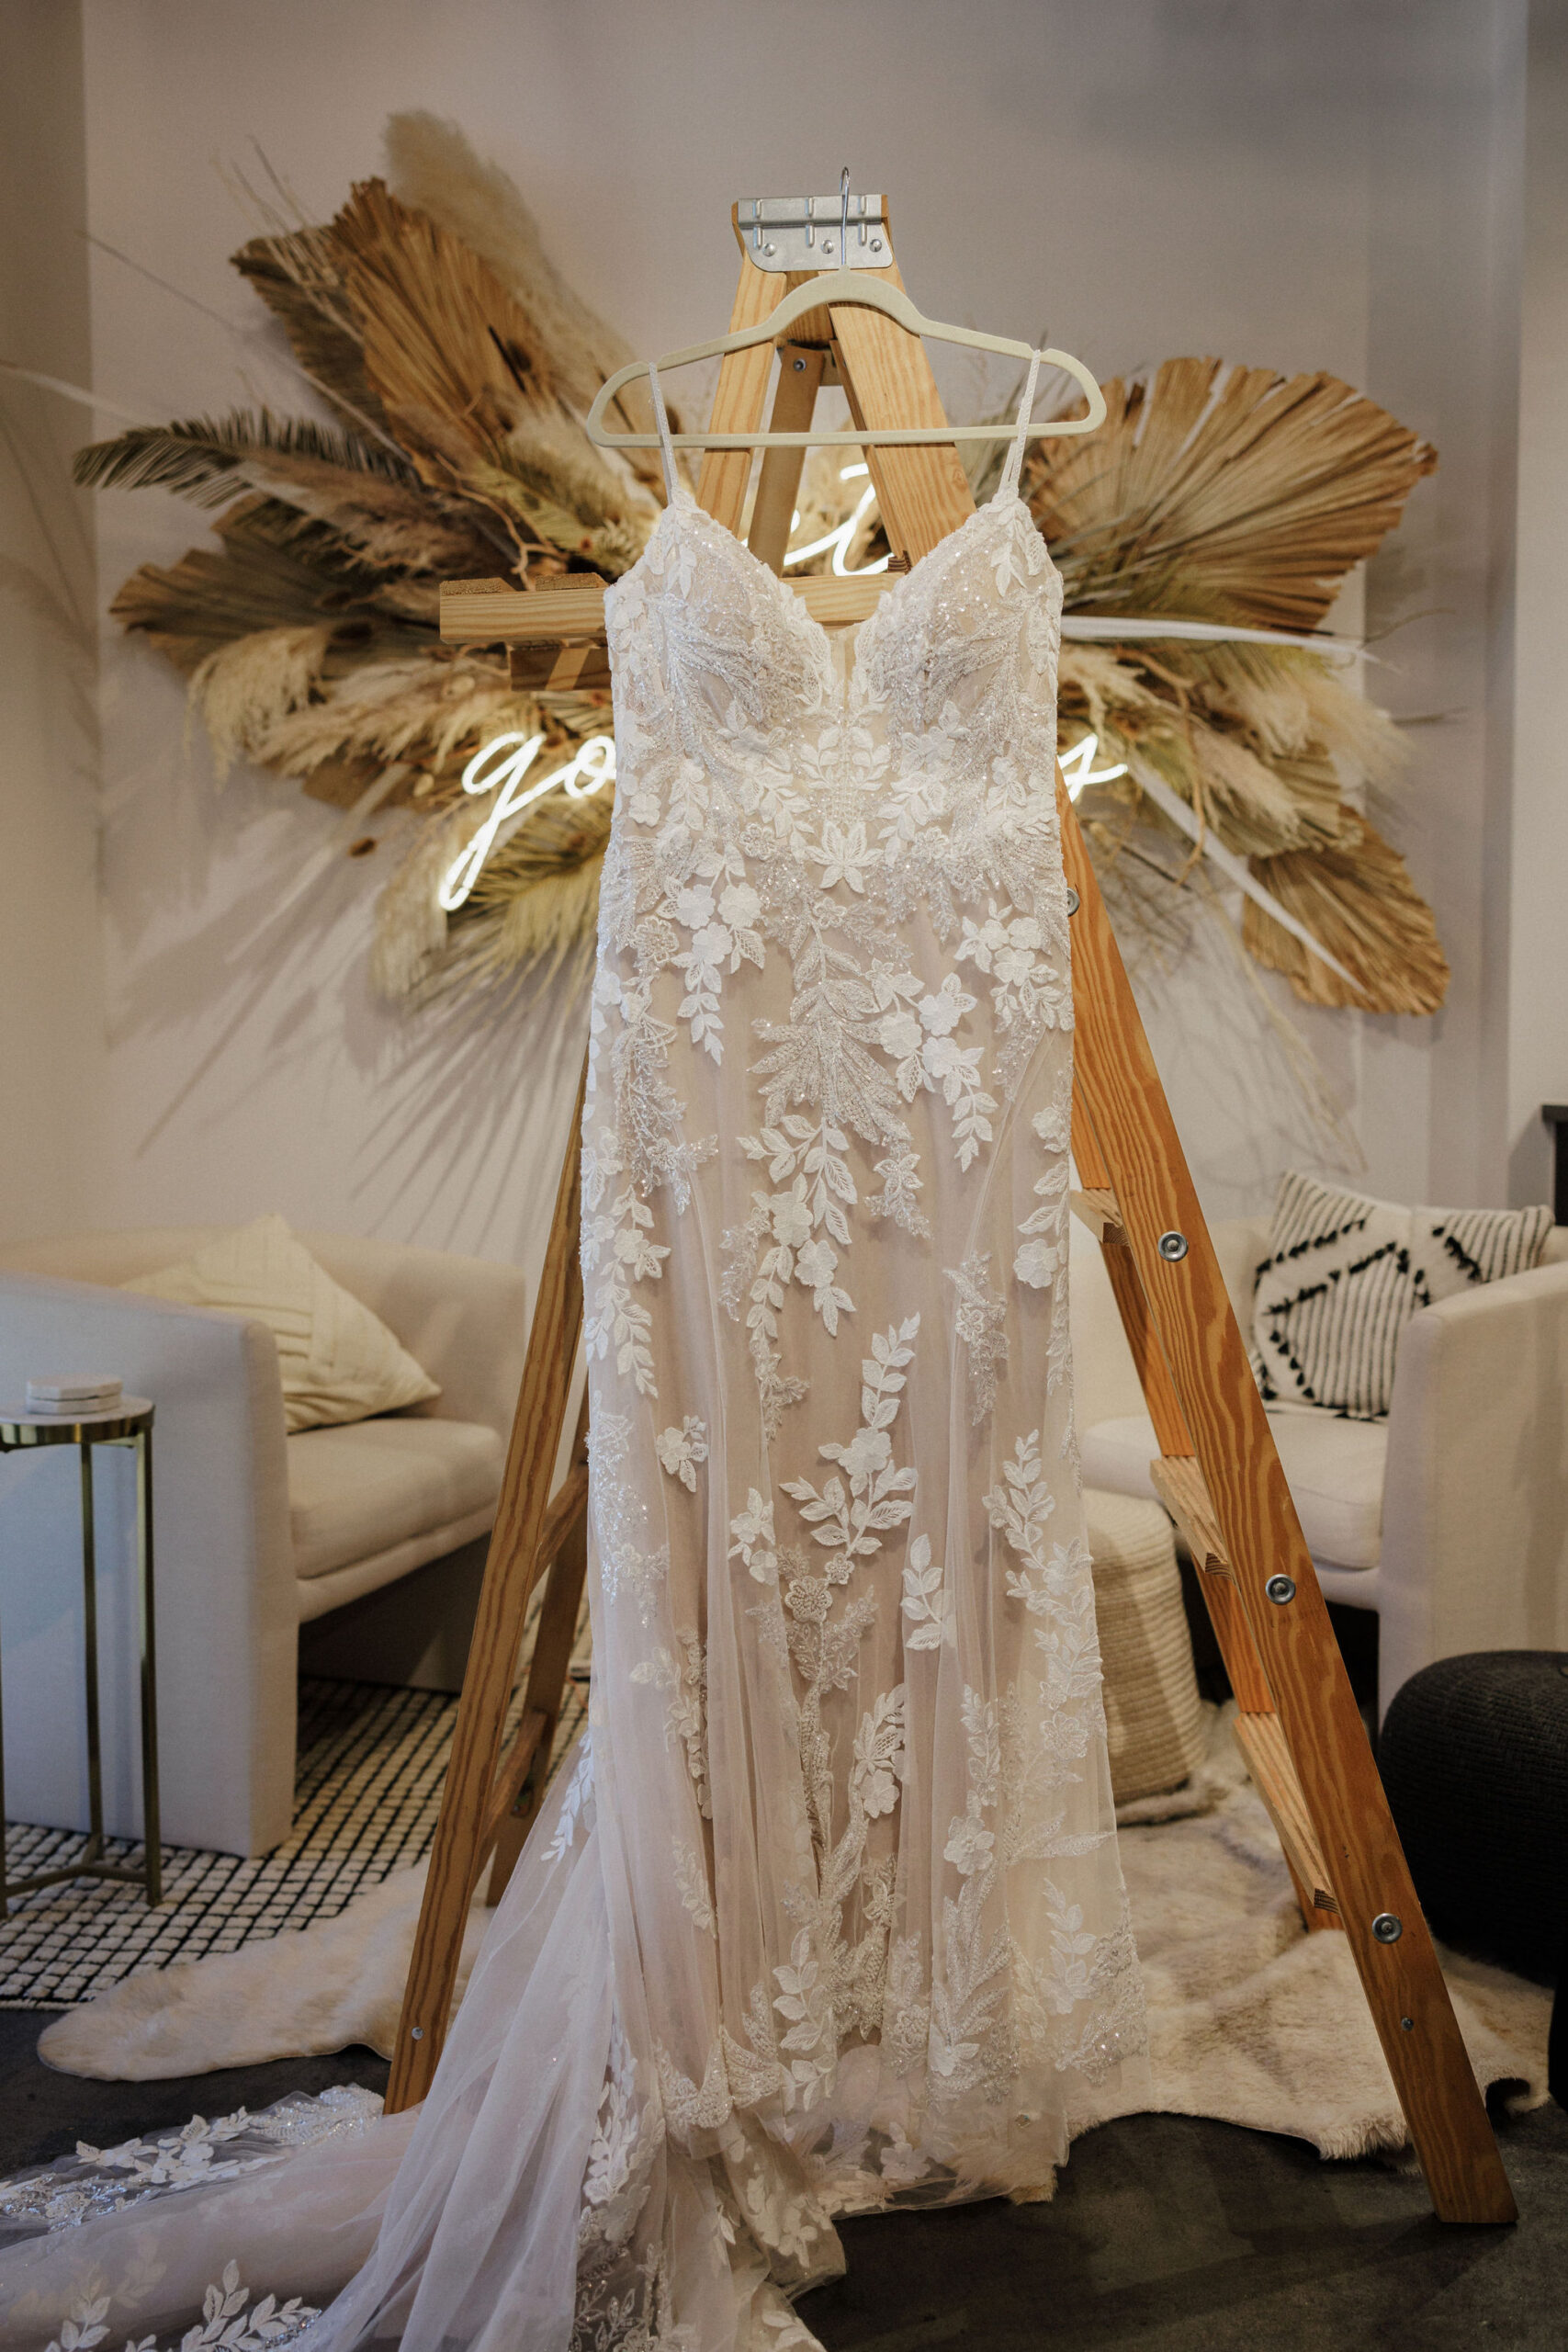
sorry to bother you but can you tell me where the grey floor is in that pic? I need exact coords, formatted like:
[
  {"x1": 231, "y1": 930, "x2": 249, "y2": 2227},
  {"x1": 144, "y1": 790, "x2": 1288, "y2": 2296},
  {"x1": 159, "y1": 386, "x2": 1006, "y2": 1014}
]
[{"x1": 1, "y1": 2010, "x2": 1562, "y2": 2349}]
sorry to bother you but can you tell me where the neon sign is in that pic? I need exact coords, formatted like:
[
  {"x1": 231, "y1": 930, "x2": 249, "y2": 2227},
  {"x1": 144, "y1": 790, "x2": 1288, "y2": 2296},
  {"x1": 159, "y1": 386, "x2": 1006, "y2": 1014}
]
[
  {"x1": 438, "y1": 730, "x2": 616, "y2": 912},
  {"x1": 1057, "y1": 731, "x2": 1129, "y2": 797}
]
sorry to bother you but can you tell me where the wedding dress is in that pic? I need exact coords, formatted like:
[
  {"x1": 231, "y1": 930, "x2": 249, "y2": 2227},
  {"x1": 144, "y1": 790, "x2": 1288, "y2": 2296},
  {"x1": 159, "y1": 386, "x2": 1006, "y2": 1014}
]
[{"x1": 0, "y1": 365, "x2": 1145, "y2": 2352}]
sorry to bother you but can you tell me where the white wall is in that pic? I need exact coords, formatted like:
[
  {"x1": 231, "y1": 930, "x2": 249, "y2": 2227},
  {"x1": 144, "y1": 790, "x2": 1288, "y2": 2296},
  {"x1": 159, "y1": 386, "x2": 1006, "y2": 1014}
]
[
  {"x1": 4, "y1": 0, "x2": 1549, "y2": 1281},
  {"x1": 0, "y1": 0, "x2": 105, "y2": 1242},
  {"x1": 1507, "y1": 0, "x2": 1568, "y2": 1207}
]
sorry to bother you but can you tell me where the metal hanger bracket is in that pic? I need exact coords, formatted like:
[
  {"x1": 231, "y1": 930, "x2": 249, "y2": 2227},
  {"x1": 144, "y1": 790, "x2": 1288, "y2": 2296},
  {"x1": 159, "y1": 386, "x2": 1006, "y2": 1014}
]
[{"x1": 739, "y1": 190, "x2": 890, "y2": 272}]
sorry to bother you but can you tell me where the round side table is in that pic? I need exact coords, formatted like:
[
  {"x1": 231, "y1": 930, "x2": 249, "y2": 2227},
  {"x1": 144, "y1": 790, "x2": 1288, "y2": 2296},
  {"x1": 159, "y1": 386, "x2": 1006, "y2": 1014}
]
[{"x1": 0, "y1": 1399, "x2": 162, "y2": 1914}]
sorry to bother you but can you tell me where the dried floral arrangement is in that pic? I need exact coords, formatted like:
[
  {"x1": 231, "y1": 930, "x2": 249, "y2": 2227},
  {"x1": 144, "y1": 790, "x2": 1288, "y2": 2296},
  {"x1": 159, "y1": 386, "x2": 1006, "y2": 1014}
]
[{"x1": 75, "y1": 114, "x2": 1447, "y2": 1023}]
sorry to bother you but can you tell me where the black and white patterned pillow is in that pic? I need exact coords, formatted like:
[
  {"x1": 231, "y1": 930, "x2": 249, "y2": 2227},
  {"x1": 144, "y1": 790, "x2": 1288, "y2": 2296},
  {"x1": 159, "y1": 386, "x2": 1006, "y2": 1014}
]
[{"x1": 1250, "y1": 1170, "x2": 1553, "y2": 1420}]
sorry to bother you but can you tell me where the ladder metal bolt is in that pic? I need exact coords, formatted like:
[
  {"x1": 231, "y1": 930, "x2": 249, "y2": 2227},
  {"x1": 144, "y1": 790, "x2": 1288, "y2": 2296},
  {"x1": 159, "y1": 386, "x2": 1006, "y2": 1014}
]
[
  {"x1": 1065, "y1": 887, "x2": 1080, "y2": 915},
  {"x1": 1371, "y1": 1913, "x2": 1404, "y2": 1944},
  {"x1": 1156, "y1": 1231, "x2": 1189, "y2": 1261},
  {"x1": 1401, "y1": 2017, "x2": 1415, "y2": 2030},
  {"x1": 793, "y1": 357, "x2": 807, "y2": 371},
  {"x1": 411, "y1": 2025, "x2": 424, "y2": 2040},
  {"x1": 1265, "y1": 1574, "x2": 1296, "y2": 1606}
]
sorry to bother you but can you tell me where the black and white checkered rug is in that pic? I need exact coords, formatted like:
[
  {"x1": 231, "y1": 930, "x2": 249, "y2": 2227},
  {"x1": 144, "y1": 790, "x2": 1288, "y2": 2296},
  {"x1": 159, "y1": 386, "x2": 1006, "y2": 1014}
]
[{"x1": 0, "y1": 1673, "x2": 587, "y2": 2008}]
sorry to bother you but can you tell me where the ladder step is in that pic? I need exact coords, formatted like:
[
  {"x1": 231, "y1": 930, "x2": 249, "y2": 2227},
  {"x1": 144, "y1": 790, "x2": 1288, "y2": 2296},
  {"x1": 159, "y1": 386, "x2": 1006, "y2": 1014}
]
[
  {"x1": 479, "y1": 1706, "x2": 553, "y2": 1860},
  {"x1": 1232, "y1": 1709, "x2": 1343, "y2": 1923},
  {"x1": 535, "y1": 1461, "x2": 590, "y2": 1568},
  {"x1": 1069, "y1": 1185, "x2": 1127, "y2": 1245},
  {"x1": 510, "y1": 642, "x2": 613, "y2": 693},
  {"x1": 441, "y1": 568, "x2": 891, "y2": 648},
  {"x1": 1149, "y1": 1454, "x2": 1231, "y2": 1577}
]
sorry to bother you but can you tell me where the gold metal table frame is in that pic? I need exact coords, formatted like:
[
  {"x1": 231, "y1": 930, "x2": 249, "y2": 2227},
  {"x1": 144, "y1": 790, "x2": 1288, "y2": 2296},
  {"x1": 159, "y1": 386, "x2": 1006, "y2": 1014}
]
[{"x1": 0, "y1": 1399, "x2": 162, "y2": 1914}]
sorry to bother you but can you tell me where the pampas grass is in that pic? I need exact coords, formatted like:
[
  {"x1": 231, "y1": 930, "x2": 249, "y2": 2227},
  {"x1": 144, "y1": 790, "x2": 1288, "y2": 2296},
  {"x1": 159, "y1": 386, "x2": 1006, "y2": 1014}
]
[{"x1": 187, "y1": 622, "x2": 336, "y2": 780}]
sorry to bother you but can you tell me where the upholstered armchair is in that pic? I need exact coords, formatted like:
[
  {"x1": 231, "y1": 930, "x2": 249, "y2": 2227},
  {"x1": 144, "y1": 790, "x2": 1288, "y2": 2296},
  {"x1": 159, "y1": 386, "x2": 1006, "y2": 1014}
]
[
  {"x1": 1069, "y1": 1216, "x2": 1568, "y2": 1718},
  {"x1": 0, "y1": 1229, "x2": 525, "y2": 1857}
]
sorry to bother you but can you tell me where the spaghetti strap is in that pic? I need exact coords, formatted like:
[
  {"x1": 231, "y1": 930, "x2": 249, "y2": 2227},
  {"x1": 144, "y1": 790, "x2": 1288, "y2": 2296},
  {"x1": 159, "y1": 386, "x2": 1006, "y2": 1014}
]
[
  {"x1": 647, "y1": 360, "x2": 682, "y2": 503},
  {"x1": 996, "y1": 348, "x2": 1043, "y2": 503}
]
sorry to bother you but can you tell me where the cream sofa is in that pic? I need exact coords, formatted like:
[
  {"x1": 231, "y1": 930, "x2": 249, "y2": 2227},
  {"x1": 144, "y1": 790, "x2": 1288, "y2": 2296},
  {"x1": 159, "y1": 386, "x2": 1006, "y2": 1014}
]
[
  {"x1": 0, "y1": 1228, "x2": 525, "y2": 1857},
  {"x1": 1070, "y1": 1216, "x2": 1568, "y2": 1719}
]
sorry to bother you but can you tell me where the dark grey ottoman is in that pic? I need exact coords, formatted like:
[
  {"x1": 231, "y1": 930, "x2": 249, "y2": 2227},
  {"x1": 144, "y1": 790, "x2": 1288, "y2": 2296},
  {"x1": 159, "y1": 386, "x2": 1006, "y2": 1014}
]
[{"x1": 1378, "y1": 1651, "x2": 1567, "y2": 2105}]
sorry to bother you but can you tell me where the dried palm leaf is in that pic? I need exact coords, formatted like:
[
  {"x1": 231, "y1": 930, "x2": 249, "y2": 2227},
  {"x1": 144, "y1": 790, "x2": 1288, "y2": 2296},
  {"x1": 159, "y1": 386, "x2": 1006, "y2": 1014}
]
[
  {"x1": 73, "y1": 410, "x2": 414, "y2": 507},
  {"x1": 1244, "y1": 807, "x2": 1449, "y2": 1013},
  {"x1": 73, "y1": 410, "x2": 497, "y2": 579},
  {"x1": 330, "y1": 180, "x2": 555, "y2": 469},
  {"x1": 232, "y1": 221, "x2": 389, "y2": 442},
  {"x1": 384, "y1": 111, "x2": 662, "y2": 479},
  {"x1": 107, "y1": 503, "x2": 431, "y2": 672},
  {"x1": 1031, "y1": 358, "x2": 1436, "y2": 631}
]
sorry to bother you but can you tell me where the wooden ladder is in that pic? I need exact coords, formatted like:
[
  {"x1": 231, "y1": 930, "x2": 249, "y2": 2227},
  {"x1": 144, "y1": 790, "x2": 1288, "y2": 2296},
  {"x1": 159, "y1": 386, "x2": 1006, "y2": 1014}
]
[{"x1": 386, "y1": 209, "x2": 1516, "y2": 2230}]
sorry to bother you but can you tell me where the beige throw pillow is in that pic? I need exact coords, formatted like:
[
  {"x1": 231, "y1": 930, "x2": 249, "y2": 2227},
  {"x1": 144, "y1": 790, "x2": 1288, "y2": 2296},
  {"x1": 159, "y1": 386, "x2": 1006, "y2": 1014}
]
[{"x1": 124, "y1": 1214, "x2": 440, "y2": 1433}]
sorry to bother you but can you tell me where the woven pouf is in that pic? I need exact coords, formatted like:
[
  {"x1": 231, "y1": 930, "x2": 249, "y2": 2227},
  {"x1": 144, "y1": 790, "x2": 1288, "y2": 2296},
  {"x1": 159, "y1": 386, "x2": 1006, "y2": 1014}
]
[
  {"x1": 1085, "y1": 1486, "x2": 1206, "y2": 1804},
  {"x1": 1380, "y1": 1651, "x2": 1568, "y2": 1984}
]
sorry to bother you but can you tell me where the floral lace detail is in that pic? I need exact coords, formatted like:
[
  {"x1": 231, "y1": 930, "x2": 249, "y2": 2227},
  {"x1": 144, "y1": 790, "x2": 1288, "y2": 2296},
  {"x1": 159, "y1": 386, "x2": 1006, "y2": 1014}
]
[
  {"x1": 944, "y1": 1252, "x2": 1010, "y2": 1424},
  {"x1": 728, "y1": 1489, "x2": 779, "y2": 1583},
  {"x1": 0, "y1": 2091, "x2": 381, "y2": 2242},
  {"x1": 630, "y1": 1630, "x2": 710, "y2": 1816},
  {"x1": 546, "y1": 1736, "x2": 594, "y2": 1864},
  {"x1": 44, "y1": 2267, "x2": 319, "y2": 2352},
  {"x1": 899, "y1": 1533, "x2": 950, "y2": 1652},
  {"x1": 655, "y1": 1415, "x2": 708, "y2": 1489}
]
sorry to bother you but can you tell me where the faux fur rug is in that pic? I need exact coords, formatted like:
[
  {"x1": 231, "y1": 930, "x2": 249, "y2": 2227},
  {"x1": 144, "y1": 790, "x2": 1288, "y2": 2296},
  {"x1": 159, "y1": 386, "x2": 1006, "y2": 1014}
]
[{"x1": 38, "y1": 1710, "x2": 1551, "y2": 2164}]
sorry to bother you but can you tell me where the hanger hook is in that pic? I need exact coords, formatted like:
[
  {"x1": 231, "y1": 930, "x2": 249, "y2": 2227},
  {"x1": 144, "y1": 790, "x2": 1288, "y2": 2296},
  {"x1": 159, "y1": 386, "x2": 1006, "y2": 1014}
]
[{"x1": 840, "y1": 164, "x2": 850, "y2": 260}]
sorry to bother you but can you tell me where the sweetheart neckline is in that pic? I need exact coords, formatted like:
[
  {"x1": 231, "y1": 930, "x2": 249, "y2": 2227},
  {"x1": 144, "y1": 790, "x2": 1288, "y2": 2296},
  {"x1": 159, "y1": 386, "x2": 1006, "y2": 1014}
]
[{"x1": 609, "y1": 487, "x2": 1057, "y2": 689}]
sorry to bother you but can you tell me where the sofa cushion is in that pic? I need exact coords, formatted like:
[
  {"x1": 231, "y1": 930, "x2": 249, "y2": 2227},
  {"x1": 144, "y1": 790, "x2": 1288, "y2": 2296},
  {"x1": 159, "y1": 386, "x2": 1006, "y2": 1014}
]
[
  {"x1": 125, "y1": 1214, "x2": 440, "y2": 1434},
  {"x1": 288, "y1": 1416, "x2": 504, "y2": 1582},
  {"x1": 1080, "y1": 1407, "x2": 1387, "y2": 1572}
]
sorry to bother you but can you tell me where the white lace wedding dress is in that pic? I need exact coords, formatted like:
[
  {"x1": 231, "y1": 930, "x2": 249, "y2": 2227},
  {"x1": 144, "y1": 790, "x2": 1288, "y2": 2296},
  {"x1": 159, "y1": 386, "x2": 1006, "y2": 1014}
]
[{"x1": 0, "y1": 371, "x2": 1145, "y2": 2352}]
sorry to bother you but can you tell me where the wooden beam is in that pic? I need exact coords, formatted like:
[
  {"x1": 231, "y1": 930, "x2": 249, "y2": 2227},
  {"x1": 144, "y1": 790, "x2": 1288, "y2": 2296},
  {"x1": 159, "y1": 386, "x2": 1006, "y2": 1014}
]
[
  {"x1": 441, "y1": 570, "x2": 891, "y2": 647},
  {"x1": 485, "y1": 1406, "x2": 592, "y2": 1906},
  {"x1": 694, "y1": 245, "x2": 804, "y2": 535},
  {"x1": 748, "y1": 345, "x2": 827, "y2": 573},
  {"x1": 386, "y1": 1046, "x2": 590, "y2": 2112}
]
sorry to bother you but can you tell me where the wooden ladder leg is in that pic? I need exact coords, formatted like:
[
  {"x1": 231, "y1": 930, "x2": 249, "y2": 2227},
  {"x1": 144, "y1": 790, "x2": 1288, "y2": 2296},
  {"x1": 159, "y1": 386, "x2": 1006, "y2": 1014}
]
[
  {"x1": 387, "y1": 1047, "x2": 590, "y2": 2112},
  {"x1": 1074, "y1": 1091, "x2": 1343, "y2": 1934},
  {"x1": 1071, "y1": 1086, "x2": 1280, "y2": 1724},
  {"x1": 484, "y1": 1396, "x2": 592, "y2": 1907},
  {"x1": 1060, "y1": 784, "x2": 1514, "y2": 2224}
]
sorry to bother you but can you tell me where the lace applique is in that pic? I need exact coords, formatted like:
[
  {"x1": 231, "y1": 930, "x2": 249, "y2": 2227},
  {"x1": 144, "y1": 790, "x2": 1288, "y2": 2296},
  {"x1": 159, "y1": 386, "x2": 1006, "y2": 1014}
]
[
  {"x1": 899, "y1": 1533, "x2": 951, "y2": 1652},
  {"x1": 929, "y1": 1689, "x2": 1016, "y2": 2103},
  {"x1": 728, "y1": 1489, "x2": 779, "y2": 1583},
  {"x1": 546, "y1": 1736, "x2": 594, "y2": 1864},
  {"x1": 671, "y1": 1837, "x2": 716, "y2": 1933},
  {"x1": 944, "y1": 1253, "x2": 1010, "y2": 1423},
  {"x1": 631, "y1": 1630, "x2": 710, "y2": 1816},
  {"x1": 0, "y1": 2090, "x2": 381, "y2": 2239},
  {"x1": 654, "y1": 1415, "x2": 708, "y2": 1489},
  {"x1": 654, "y1": 2035, "x2": 731, "y2": 2136},
  {"x1": 987, "y1": 1434, "x2": 1103, "y2": 1713},
  {"x1": 580, "y1": 2018, "x2": 660, "y2": 2256},
  {"x1": 44, "y1": 2267, "x2": 320, "y2": 2352}
]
